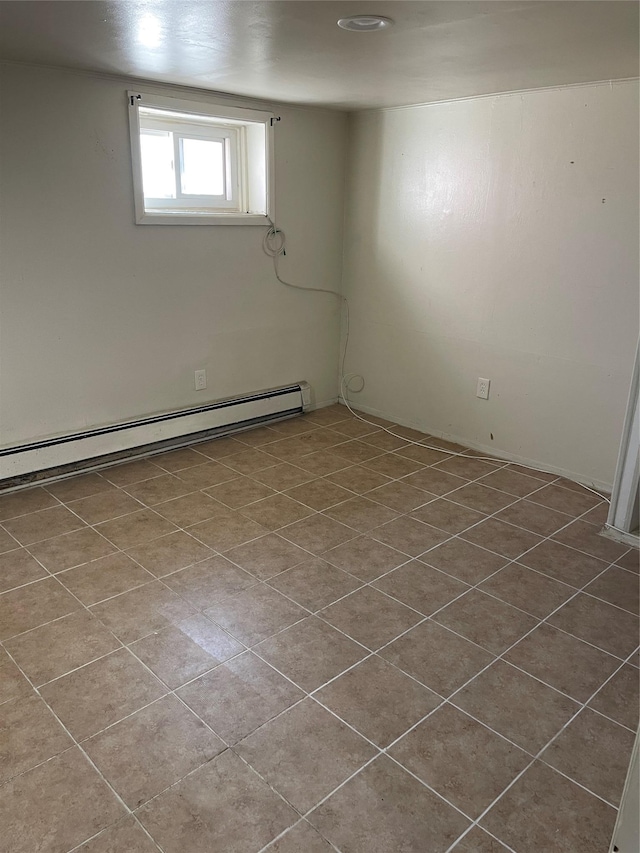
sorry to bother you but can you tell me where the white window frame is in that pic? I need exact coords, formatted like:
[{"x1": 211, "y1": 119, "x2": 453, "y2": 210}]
[{"x1": 128, "y1": 90, "x2": 274, "y2": 226}]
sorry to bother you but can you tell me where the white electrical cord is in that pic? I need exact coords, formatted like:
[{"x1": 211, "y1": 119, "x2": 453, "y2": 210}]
[{"x1": 262, "y1": 223, "x2": 610, "y2": 504}]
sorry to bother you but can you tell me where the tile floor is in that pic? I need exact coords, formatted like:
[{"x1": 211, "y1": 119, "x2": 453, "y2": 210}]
[{"x1": 0, "y1": 403, "x2": 638, "y2": 853}]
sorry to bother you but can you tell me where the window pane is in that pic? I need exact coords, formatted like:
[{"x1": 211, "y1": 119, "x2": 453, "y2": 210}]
[
  {"x1": 180, "y1": 137, "x2": 224, "y2": 196},
  {"x1": 140, "y1": 131, "x2": 175, "y2": 198}
]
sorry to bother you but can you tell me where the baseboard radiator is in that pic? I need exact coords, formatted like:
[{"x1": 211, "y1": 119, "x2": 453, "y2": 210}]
[{"x1": 0, "y1": 382, "x2": 311, "y2": 486}]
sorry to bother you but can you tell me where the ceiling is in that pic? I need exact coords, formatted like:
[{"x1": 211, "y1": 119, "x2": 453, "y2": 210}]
[{"x1": 0, "y1": 1, "x2": 637, "y2": 110}]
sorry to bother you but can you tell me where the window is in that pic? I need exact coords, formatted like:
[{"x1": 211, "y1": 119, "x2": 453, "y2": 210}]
[{"x1": 128, "y1": 91, "x2": 274, "y2": 225}]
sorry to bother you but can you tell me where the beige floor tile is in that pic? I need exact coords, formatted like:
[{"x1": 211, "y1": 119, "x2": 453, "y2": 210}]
[
  {"x1": 163, "y1": 556, "x2": 256, "y2": 610},
  {"x1": 205, "y1": 583, "x2": 307, "y2": 645},
  {"x1": 324, "y1": 496, "x2": 399, "y2": 533},
  {"x1": 101, "y1": 459, "x2": 165, "y2": 487},
  {"x1": 279, "y1": 513, "x2": 356, "y2": 553},
  {"x1": 136, "y1": 750, "x2": 297, "y2": 853},
  {"x1": 390, "y1": 704, "x2": 529, "y2": 818},
  {"x1": 480, "y1": 761, "x2": 616, "y2": 853},
  {"x1": 269, "y1": 557, "x2": 362, "y2": 611},
  {"x1": 40, "y1": 648, "x2": 166, "y2": 740},
  {"x1": 329, "y1": 439, "x2": 382, "y2": 464},
  {"x1": 223, "y1": 533, "x2": 310, "y2": 580},
  {"x1": 46, "y1": 473, "x2": 115, "y2": 503},
  {"x1": 373, "y1": 561, "x2": 469, "y2": 616},
  {"x1": 380, "y1": 620, "x2": 494, "y2": 696},
  {"x1": 89, "y1": 580, "x2": 196, "y2": 643},
  {"x1": 452, "y1": 660, "x2": 579, "y2": 753},
  {"x1": 153, "y1": 490, "x2": 230, "y2": 526},
  {"x1": 332, "y1": 419, "x2": 380, "y2": 440},
  {"x1": 176, "y1": 461, "x2": 238, "y2": 490},
  {"x1": 553, "y1": 519, "x2": 630, "y2": 563},
  {"x1": 153, "y1": 447, "x2": 209, "y2": 472},
  {"x1": 0, "y1": 747, "x2": 126, "y2": 853},
  {"x1": 58, "y1": 552, "x2": 153, "y2": 605},
  {"x1": 3, "y1": 505, "x2": 86, "y2": 546},
  {"x1": 548, "y1": 592, "x2": 639, "y2": 658},
  {"x1": 530, "y1": 483, "x2": 601, "y2": 517},
  {"x1": 0, "y1": 486, "x2": 58, "y2": 521},
  {"x1": 315, "y1": 656, "x2": 440, "y2": 747},
  {"x1": 123, "y1": 474, "x2": 193, "y2": 505},
  {"x1": 85, "y1": 695, "x2": 225, "y2": 808},
  {"x1": 309, "y1": 755, "x2": 469, "y2": 853},
  {"x1": 326, "y1": 464, "x2": 391, "y2": 494},
  {"x1": 251, "y1": 462, "x2": 315, "y2": 489},
  {"x1": 235, "y1": 698, "x2": 376, "y2": 812},
  {"x1": 0, "y1": 527, "x2": 20, "y2": 554},
  {"x1": 187, "y1": 512, "x2": 268, "y2": 551},
  {"x1": 585, "y1": 565, "x2": 639, "y2": 614},
  {"x1": 5, "y1": 610, "x2": 120, "y2": 686},
  {"x1": 395, "y1": 444, "x2": 450, "y2": 465},
  {"x1": 588, "y1": 664, "x2": 640, "y2": 730},
  {"x1": 461, "y1": 518, "x2": 543, "y2": 560},
  {"x1": 221, "y1": 448, "x2": 279, "y2": 475},
  {"x1": 0, "y1": 577, "x2": 80, "y2": 640},
  {"x1": 541, "y1": 708, "x2": 635, "y2": 804},
  {"x1": 205, "y1": 476, "x2": 276, "y2": 508},
  {"x1": 96, "y1": 510, "x2": 178, "y2": 549},
  {"x1": 615, "y1": 549, "x2": 639, "y2": 572},
  {"x1": 432, "y1": 589, "x2": 538, "y2": 654},
  {"x1": 240, "y1": 493, "x2": 313, "y2": 530},
  {"x1": 320, "y1": 586, "x2": 422, "y2": 650},
  {"x1": 366, "y1": 480, "x2": 434, "y2": 513},
  {"x1": 76, "y1": 816, "x2": 159, "y2": 852},
  {"x1": 479, "y1": 563, "x2": 576, "y2": 618},
  {"x1": 363, "y1": 431, "x2": 409, "y2": 452},
  {"x1": 451, "y1": 827, "x2": 511, "y2": 852},
  {"x1": 0, "y1": 694, "x2": 73, "y2": 783},
  {"x1": 266, "y1": 820, "x2": 335, "y2": 852},
  {"x1": 287, "y1": 477, "x2": 353, "y2": 511},
  {"x1": 421, "y1": 539, "x2": 508, "y2": 585},
  {"x1": 519, "y1": 539, "x2": 608, "y2": 587},
  {"x1": 435, "y1": 456, "x2": 500, "y2": 480},
  {"x1": 0, "y1": 547, "x2": 48, "y2": 592},
  {"x1": 28, "y1": 527, "x2": 116, "y2": 573},
  {"x1": 0, "y1": 657, "x2": 33, "y2": 705},
  {"x1": 177, "y1": 650, "x2": 303, "y2": 744},
  {"x1": 370, "y1": 516, "x2": 450, "y2": 557},
  {"x1": 195, "y1": 436, "x2": 246, "y2": 459},
  {"x1": 69, "y1": 490, "x2": 144, "y2": 524},
  {"x1": 475, "y1": 467, "x2": 547, "y2": 497},
  {"x1": 504, "y1": 623, "x2": 620, "y2": 702},
  {"x1": 130, "y1": 615, "x2": 243, "y2": 688},
  {"x1": 234, "y1": 425, "x2": 281, "y2": 446},
  {"x1": 362, "y1": 453, "x2": 424, "y2": 478},
  {"x1": 445, "y1": 483, "x2": 515, "y2": 514},
  {"x1": 410, "y1": 498, "x2": 486, "y2": 533},
  {"x1": 125, "y1": 530, "x2": 213, "y2": 577},
  {"x1": 323, "y1": 535, "x2": 408, "y2": 581},
  {"x1": 294, "y1": 450, "x2": 352, "y2": 476},
  {"x1": 403, "y1": 467, "x2": 468, "y2": 496},
  {"x1": 495, "y1": 499, "x2": 572, "y2": 537},
  {"x1": 255, "y1": 616, "x2": 368, "y2": 691}
]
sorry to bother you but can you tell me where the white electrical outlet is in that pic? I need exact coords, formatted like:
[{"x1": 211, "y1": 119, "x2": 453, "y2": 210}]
[
  {"x1": 194, "y1": 369, "x2": 207, "y2": 391},
  {"x1": 476, "y1": 377, "x2": 490, "y2": 400}
]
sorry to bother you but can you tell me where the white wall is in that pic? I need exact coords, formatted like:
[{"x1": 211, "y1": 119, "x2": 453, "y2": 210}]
[
  {"x1": 342, "y1": 81, "x2": 640, "y2": 489},
  {"x1": 0, "y1": 63, "x2": 347, "y2": 447}
]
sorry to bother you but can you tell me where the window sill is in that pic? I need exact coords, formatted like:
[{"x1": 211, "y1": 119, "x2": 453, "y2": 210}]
[{"x1": 136, "y1": 212, "x2": 271, "y2": 226}]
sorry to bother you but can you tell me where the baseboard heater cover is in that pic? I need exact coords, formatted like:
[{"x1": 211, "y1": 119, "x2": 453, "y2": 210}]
[{"x1": 0, "y1": 382, "x2": 311, "y2": 482}]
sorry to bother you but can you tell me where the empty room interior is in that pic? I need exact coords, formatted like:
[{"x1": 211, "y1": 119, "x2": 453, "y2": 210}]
[{"x1": 0, "y1": 2, "x2": 639, "y2": 852}]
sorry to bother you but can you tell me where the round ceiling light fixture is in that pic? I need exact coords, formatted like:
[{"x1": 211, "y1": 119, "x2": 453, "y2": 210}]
[{"x1": 337, "y1": 15, "x2": 394, "y2": 31}]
